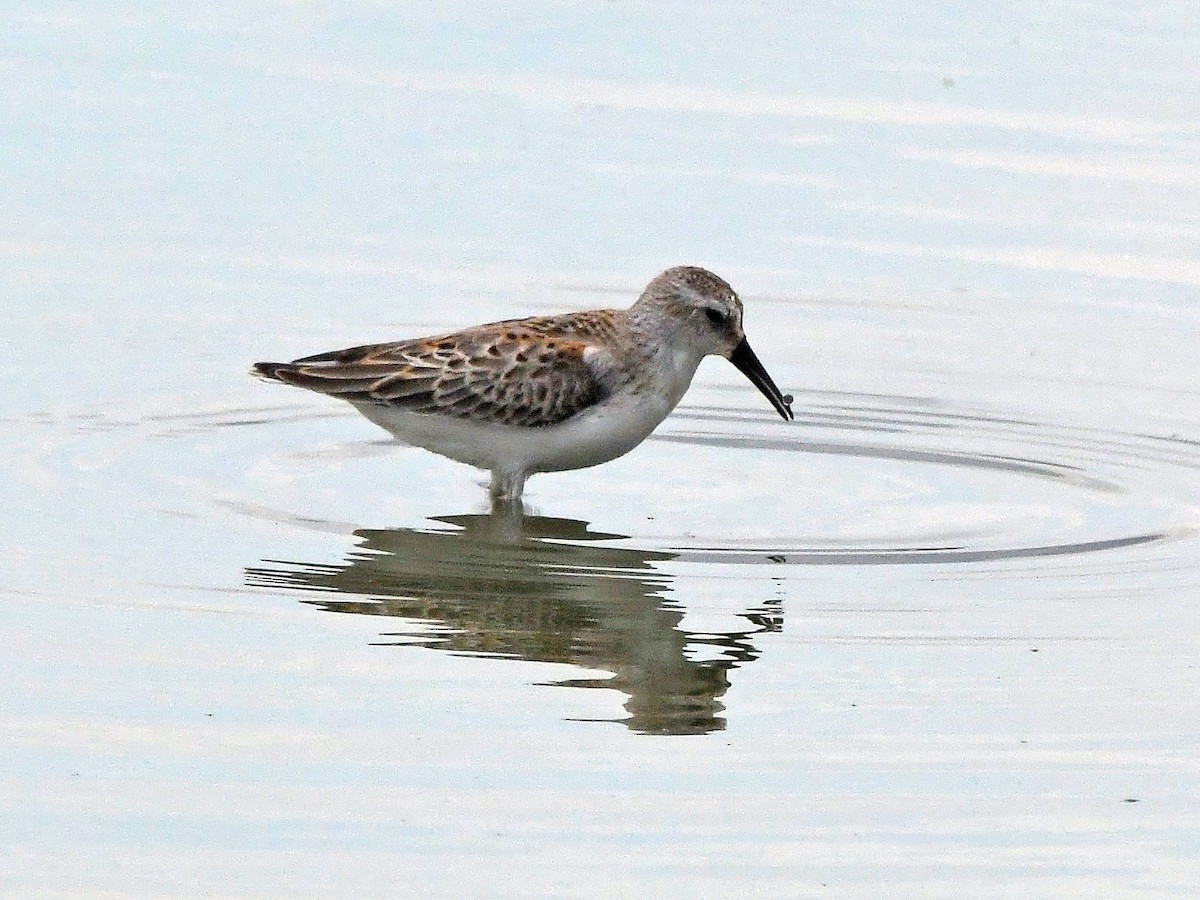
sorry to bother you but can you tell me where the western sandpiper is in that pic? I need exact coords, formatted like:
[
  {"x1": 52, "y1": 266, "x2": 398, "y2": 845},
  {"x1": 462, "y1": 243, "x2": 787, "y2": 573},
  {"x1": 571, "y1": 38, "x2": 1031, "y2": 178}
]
[{"x1": 253, "y1": 266, "x2": 793, "y2": 501}]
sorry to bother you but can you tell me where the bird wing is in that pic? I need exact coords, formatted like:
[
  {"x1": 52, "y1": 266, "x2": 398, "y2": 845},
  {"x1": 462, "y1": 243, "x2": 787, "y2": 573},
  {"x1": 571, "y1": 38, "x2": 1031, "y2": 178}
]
[{"x1": 253, "y1": 322, "x2": 614, "y2": 427}]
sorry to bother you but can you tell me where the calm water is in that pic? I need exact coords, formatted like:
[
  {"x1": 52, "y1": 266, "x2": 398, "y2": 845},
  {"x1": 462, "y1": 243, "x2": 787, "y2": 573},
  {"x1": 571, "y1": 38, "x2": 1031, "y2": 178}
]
[{"x1": 5, "y1": 3, "x2": 1200, "y2": 897}]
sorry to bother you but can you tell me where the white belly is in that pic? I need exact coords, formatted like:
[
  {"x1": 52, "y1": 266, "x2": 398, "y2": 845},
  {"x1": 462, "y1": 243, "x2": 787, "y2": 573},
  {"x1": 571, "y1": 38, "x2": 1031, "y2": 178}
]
[{"x1": 351, "y1": 387, "x2": 681, "y2": 476}]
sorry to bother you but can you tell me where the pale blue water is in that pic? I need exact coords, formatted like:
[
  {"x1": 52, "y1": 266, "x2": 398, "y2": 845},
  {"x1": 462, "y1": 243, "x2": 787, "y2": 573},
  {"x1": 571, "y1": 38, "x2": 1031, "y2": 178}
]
[{"x1": 4, "y1": 3, "x2": 1200, "y2": 897}]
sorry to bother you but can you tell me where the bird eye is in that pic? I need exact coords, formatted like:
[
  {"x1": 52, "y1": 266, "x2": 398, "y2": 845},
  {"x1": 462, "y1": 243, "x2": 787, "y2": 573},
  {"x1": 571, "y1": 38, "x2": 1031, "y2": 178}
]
[{"x1": 704, "y1": 308, "x2": 725, "y2": 327}]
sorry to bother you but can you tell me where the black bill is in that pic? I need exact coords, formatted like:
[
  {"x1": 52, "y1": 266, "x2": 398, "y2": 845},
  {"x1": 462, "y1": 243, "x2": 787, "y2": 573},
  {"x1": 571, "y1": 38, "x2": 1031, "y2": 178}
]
[{"x1": 729, "y1": 338, "x2": 794, "y2": 421}]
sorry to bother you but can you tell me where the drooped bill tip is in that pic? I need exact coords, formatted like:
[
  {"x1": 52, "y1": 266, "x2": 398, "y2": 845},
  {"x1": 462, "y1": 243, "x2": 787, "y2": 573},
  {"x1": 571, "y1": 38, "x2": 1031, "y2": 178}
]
[{"x1": 729, "y1": 338, "x2": 794, "y2": 421}]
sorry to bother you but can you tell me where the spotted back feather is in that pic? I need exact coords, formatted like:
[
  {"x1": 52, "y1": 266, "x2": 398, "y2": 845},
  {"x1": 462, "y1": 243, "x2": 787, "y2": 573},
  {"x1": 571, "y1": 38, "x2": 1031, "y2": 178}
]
[{"x1": 253, "y1": 313, "x2": 624, "y2": 427}]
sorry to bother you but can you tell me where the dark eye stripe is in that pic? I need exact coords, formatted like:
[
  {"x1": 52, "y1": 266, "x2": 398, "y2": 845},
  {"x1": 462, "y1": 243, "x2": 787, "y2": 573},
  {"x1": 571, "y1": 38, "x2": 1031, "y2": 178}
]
[{"x1": 704, "y1": 308, "x2": 725, "y2": 326}]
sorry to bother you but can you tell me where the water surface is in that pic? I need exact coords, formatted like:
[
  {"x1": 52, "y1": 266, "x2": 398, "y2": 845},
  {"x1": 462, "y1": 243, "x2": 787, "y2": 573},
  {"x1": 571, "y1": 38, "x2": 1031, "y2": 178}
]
[{"x1": 4, "y1": 3, "x2": 1200, "y2": 897}]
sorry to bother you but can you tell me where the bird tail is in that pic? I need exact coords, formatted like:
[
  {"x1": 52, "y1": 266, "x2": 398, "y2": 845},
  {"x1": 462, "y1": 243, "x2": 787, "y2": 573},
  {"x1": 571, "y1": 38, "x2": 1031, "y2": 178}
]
[{"x1": 250, "y1": 361, "x2": 290, "y2": 383}]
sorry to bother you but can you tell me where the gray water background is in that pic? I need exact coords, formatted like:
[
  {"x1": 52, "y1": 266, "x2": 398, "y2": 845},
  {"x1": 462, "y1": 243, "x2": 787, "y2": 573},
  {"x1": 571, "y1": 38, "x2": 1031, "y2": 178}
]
[{"x1": 4, "y1": 3, "x2": 1200, "y2": 897}]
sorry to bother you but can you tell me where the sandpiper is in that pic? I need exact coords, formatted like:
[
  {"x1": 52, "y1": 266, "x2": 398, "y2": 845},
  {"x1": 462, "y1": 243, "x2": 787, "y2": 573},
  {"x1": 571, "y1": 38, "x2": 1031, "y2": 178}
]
[{"x1": 253, "y1": 266, "x2": 793, "y2": 501}]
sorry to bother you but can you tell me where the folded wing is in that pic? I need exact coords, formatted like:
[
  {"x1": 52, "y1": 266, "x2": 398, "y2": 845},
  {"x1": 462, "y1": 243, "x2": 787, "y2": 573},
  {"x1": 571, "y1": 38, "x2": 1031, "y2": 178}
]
[{"x1": 253, "y1": 324, "x2": 610, "y2": 427}]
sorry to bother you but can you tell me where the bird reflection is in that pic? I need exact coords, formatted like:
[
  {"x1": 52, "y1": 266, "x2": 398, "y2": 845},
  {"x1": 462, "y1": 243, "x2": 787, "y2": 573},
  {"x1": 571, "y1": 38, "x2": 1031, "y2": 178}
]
[{"x1": 245, "y1": 506, "x2": 781, "y2": 734}]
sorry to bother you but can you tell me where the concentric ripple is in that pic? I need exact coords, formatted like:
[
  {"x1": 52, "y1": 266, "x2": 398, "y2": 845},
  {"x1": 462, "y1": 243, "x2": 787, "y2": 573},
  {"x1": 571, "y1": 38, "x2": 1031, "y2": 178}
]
[
  {"x1": 11, "y1": 381, "x2": 1199, "y2": 735},
  {"x1": 226, "y1": 387, "x2": 1200, "y2": 733},
  {"x1": 637, "y1": 389, "x2": 1196, "y2": 566},
  {"x1": 48, "y1": 386, "x2": 1199, "y2": 569}
]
